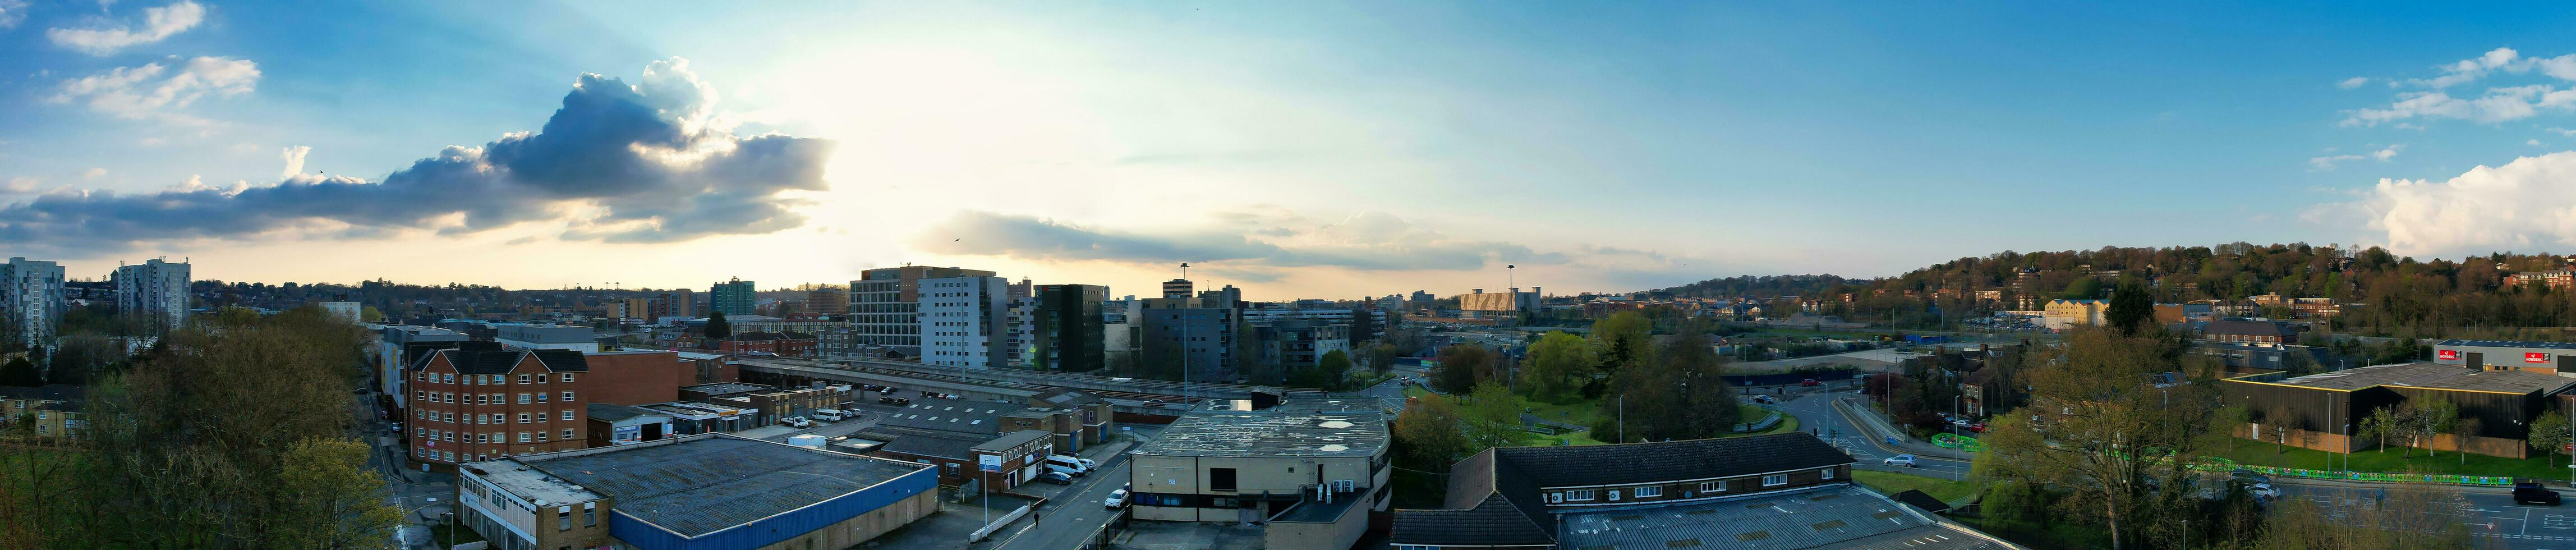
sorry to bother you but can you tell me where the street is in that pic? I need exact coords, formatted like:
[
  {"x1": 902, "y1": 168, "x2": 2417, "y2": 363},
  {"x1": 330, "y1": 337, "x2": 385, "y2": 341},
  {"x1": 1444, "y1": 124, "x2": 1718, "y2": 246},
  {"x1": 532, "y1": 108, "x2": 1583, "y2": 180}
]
[
  {"x1": 2271, "y1": 480, "x2": 2576, "y2": 547},
  {"x1": 988, "y1": 451, "x2": 1135, "y2": 550},
  {"x1": 1773, "y1": 391, "x2": 1973, "y2": 478}
]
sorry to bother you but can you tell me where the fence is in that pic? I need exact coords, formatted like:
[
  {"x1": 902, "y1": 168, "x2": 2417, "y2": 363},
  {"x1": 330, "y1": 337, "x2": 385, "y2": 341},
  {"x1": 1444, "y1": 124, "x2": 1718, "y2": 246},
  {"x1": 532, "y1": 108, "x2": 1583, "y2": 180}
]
[
  {"x1": 2189, "y1": 459, "x2": 2515, "y2": 486},
  {"x1": 968, "y1": 503, "x2": 1034, "y2": 542}
]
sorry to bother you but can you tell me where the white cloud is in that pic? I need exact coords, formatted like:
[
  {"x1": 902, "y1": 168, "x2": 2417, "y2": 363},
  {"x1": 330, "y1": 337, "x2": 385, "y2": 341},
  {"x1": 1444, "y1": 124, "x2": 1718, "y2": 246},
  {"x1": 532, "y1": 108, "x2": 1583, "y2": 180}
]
[
  {"x1": 83, "y1": 167, "x2": 106, "y2": 178},
  {"x1": 2338, "y1": 77, "x2": 2370, "y2": 89},
  {"x1": 138, "y1": 136, "x2": 164, "y2": 146},
  {"x1": 279, "y1": 145, "x2": 309, "y2": 177},
  {"x1": 0, "y1": 0, "x2": 28, "y2": 30},
  {"x1": 2319, "y1": 151, "x2": 2576, "y2": 257},
  {"x1": 49, "y1": 56, "x2": 260, "y2": 123},
  {"x1": 2, "y1": 177, "x2": 38, "y2": 194},
  {"x1": 2310, "y1": 144, "x2": 2401, "y2": 169},
  {"x1": 46, "y1": 1, "x2": 205, "y2": 56},
  {"x1": 2408, "y1": 47, "x2": 2522, "y2": 88},
  {"x1": 2344, "y1": 86, "x2": 2576, "y2": 126},
  {"x1": 2534, "y1": 139, "x2": 2547, "y2": 146}
]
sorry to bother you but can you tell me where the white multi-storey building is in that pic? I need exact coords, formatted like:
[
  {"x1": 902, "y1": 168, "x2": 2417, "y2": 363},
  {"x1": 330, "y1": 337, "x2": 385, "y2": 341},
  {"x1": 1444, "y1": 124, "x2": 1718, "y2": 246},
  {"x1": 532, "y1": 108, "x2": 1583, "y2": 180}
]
[
  {"x1": 1, "y1": 257, "x2": 67, "y2": 347},
  {"x1": 918, "y1": 276, "x2": 1006, "y2": 369},
  {"x1": 112, "y1": 258, "x2": 190, "y2": 333}
]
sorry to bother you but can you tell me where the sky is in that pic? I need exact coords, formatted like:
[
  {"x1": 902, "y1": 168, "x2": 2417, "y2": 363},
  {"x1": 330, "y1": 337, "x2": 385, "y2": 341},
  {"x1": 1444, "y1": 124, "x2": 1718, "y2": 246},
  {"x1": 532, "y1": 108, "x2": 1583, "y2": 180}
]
[{"x1": 7, "y1": 2, "x2": 2576, "y2": 300}]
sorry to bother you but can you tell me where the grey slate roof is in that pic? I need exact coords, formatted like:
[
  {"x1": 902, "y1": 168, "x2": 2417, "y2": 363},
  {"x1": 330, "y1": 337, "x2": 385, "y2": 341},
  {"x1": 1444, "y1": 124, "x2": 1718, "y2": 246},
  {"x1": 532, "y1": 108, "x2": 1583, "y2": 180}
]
[
  {"x1": 1555, "y1": 485, "x2": 2013, "y2": 550},
  {"x1": 526, "y1": 435, "x2": 929, "y2": 538},
  {"x1": 879, "y1": 402, "x2": 1010, "y2": 436},
  {"x1": 2205, "y1": 319, "x2": 2297, "y2": 338},
  {"x1": 1387, "y1": 493, "x2": 1554, "y2": 547},
  {"x1": 971, "y1": 429, "x2": 1054, "y2": 452},
  {"x1": 420, "y1": 343, "x2": 589, "y2": 374},
  {"x1": 1492, "y1": 432, "x2": 1855, "y2": 488},
  {"x1": 859, "y1": 427, "x2": 988, "y2": 461},
  {"x1": 586, "y1": 403, "x2": 663, "y2": 423}
]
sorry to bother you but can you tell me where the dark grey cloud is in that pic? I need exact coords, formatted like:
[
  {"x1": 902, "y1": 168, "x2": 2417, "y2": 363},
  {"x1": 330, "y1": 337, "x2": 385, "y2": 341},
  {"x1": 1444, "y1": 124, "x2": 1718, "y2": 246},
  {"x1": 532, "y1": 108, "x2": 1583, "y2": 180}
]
[
  {"x1": 916, "y1": 210, "x2": 1567, "y2": 272},
  {"x1": 0, "y1": 58, "x2": 831, "y2": 250}
]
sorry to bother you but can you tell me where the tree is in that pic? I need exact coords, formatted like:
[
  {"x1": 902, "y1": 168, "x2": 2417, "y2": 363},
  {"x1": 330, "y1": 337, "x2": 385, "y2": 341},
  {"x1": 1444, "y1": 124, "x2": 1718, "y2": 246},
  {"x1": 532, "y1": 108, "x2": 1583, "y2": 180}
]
[
  {"x1": 358, "y1": 305, "x2": 384, "y2": 323},
  {"x1": 2533, "y1": 409, "x2": 2572, "y2": 467},
  {"x1": 1587, "y1": 311, "x2": 1652, "y2": 372},
  {"x1": 1521, "y1": 332, "x2": 1591, "y2": 401},
  {"x1": 1461, "y1": 380, "x2": 1527, "y2": 450},
  {"x1": 1392, "y1": 393, "x2": 1470, "y2": 470},
  {"x1": 2104, "y1": 281, "x2": 2155, "y2": 335},
  {"x1": 2412, "y1": 397, "x2": 2459, "y2": 459},
  {"x1": 1291, "y1": 350, "x2": 1352, "y2": 391},
  {"x1": 2358, "y1": 406, "x2": 2400, "y2": 453},
  {"x1": 1431, "y1": 344, "x2": 1493, "y2": 394},
  {"x1": 1366, "y1": 343, "x2": 1401, "y2": 374},
  {"x1": 2235, "y1": 485, "x2": 2473, "y2": 549},
  {"x1": 0, "y1": 356, "x2": 38, "y2": 387},
  {"x1": 1979, "y1": 326, "x2": 2221, "y2": 550},
  {"x1": 272, "y1": 438, "x2": 402, "y2": 549},
  {"x1": 703, "y1": 310, "x2": 732, "y2": 340}
]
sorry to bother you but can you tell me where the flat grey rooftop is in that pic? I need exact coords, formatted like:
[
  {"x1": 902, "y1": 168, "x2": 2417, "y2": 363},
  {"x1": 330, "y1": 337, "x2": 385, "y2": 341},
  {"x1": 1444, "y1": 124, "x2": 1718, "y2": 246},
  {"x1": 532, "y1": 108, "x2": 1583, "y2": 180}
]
[
  {"x1": 1557, "y1": 484, "x2": 2013, "y2": 550},
  {"x1": 2269, "y1": 362, "x2": 2574, "y2": 394},
  {"x1": 683, "y1": 382, "x2": 774, "y2": 396},
  {"x1": 1134, "y1": 401, "x2": 1387, "y2": 459},
  {"x1": 462, "y1": 459, "x2": 602, "y2": 506},
  {"x1": 522, "y1": 434, "x2": 930, "y2": 538}
]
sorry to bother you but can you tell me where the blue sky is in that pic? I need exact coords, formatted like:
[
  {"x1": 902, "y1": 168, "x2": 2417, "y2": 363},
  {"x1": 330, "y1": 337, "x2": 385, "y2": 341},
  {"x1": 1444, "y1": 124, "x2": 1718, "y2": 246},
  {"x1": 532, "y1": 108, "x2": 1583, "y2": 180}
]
[{"x1": 6, "y1": 2, "x2": 2576, "y2": 299}]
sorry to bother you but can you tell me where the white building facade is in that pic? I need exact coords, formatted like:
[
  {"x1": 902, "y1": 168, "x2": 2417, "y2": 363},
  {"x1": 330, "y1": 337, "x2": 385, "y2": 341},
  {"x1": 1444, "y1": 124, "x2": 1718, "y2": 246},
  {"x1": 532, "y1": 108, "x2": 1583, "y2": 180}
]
[
  {"x1": 1, "y1": 257, "x2": 67, "y2": 347},
  {"x1": 918, "y1": 276, "x2": 1006, "y2": 369},
  {"x1": 112, "y1": 258, "x2": 190, "y2": 333}
]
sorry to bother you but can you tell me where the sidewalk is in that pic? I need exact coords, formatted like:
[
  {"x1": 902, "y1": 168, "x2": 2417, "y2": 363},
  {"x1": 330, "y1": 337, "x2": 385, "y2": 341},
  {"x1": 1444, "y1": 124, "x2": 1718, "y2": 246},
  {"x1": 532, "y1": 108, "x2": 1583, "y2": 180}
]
[{"x1": 1831, "y1": 396, "x2": 1970, "y2": 461}]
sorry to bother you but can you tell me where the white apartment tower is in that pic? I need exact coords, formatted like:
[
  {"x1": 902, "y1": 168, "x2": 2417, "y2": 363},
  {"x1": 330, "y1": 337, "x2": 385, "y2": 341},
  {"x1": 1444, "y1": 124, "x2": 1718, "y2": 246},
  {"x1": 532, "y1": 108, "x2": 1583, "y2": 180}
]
[
  {"x1": 1, "y1": 257, "x2": 67, "y2": 347},
  {"x1": 113, "y1": 258, "x2": 191, "y2": 333},
  {"x1": 918, "y1": 276, "x2": 1007, "y2": 369}
]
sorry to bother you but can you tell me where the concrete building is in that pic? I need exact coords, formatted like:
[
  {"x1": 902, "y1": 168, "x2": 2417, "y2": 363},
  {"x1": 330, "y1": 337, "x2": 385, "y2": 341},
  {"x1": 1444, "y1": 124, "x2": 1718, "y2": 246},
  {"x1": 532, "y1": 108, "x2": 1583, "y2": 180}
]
[
  {"x1": 0, "y1": 384, "x2": 89, "y2": 441},
  {"x1": 806, "y1": 286, "x2": 849, "y2": 315},
  {"x1": 322, "y1": 301, "x2": 362, "y2": 322},
  {"x1": 457, "y1": 433, "x2": 937, "y2": 550},
  {"x1": 1103, "y1": 296, "x2": 1143, "y2": 370},
  {"x1": 111, "y1": 258, "x2": 190, "y2": 334},
  {"x1": 498, "y1": 324, "x2": 598, "y2": 352},
  {"x1": 703, "y1": 331, "x2": 818, "y2": 358},
  {"x1": 919, "y1": 276, "x2": 1007, "y2": 369},
  {"x1": 2221, "y1": 363, "x2": 2576, "y2": 458},
  {"x1": 680, "y1": 381, "x2": 848, "y2": 426},
  {"x1": 1252, "y1": 320, "x2": 1351, "y2": 368},
  {"x1": 2202, "y1": 319, "x2": 2299, "y2": 346},
  {"x1": 849, "y1": 266, "x2": 997, "y2": 352},
  {"x1": 1028, "y1": 387, "x2": 1117, "y2": 448},
  {"x1": 709, "y1": 278, "x2": 757, "y2": 317},
  {"x1": 1458, "y1": 287, "x2": 1542, "y2": 315},
  {"x1": 379, "y1": 325, "x2": 470, "y2": 409},
  {"x1": 586, "y1": 403, "x2": 676, "y2": 447},
  {"x1": 2434, "y1": 339, "x2": 2576, "y2": 374},
  {"x1": 1129, "y1": 398, "x2": 1390, "y2": 550},
  {"x1": 1385, "y1": 434, "x2": 2012, "y2": 550},
  {"x1": 1244, "y1": 305, "x2": 1388, "y2": 343},
  {"x1": 406, "y1": 343, "x2": 597, "y2": 467},
  {"x1": 1021, "y1": 283, "x2": 1107, "y2": 372},
  {"x1": 1141, "y1": 295, "x2": 1242, "y2": 383},
  {"x1": 648, "y1": 290, "x2": 695, "y2": 322},
  {"x1": 1, "y1": 257, "x2": 66, "y2": 347},
  {"x1": 1163, "y1": 278, "x2": 1195, "y2": 299}
]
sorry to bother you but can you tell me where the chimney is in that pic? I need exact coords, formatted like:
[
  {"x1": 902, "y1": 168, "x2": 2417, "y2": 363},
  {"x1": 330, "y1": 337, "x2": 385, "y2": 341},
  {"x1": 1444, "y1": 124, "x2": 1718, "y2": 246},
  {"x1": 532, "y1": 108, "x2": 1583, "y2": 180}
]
[{"x1": 1472, "y1": 288, "x2": 1483, "y2": 294}]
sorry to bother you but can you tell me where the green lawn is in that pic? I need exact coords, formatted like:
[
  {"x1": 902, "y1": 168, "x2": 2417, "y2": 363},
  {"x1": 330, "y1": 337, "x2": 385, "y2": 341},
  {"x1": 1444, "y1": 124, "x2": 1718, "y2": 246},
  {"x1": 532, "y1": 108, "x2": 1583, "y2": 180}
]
[
  {"x1": 2213, "y1": 439, "x2": 2572, "y2": 480},
  {"x1": 1851, "y1": 470, "x2": 1979, "y2": 502}
]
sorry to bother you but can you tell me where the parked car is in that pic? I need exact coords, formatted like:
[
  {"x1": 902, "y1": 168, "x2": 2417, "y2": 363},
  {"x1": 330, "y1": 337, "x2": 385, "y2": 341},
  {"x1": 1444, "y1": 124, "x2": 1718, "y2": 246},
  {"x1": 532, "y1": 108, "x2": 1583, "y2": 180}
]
[
  {"x1": 2229, "y1": 469, "x2": 2270, "y2": 485},
  {"x1": 1966, "y1": 423, "x2": 1987, "y2": 433},
  {"x1": 2518, "y1": 482, "x2": 2565, "y2": 506},
  {"x1": 1751, "y1": 395, "x2": 1777, "y2": 405},
  {"x1": 1883, "y1": 455, "x2": 1919, "y2": 467},
  {"x1": 1801, "y1": 378, "x2": 1820, "y2": 387},
  {"x1": 781, "y1": 416, "x2": 811, "y2": 428},
  {"x1": 1036, "y1": 472, "x2": 1074, "y2": 485},
  {"x1": 878, "y1": 396, "x2": 910, "y2": 405},
  {"x1": 1105, "y1": 489, "x2": 1130, "y2": 508},
  {"x1": 1055, "y1": 455, "x2": 1098, "y2": 470},
  {"x1": 2247, "y1": 483, "x2": 2282, "y2": 500}
]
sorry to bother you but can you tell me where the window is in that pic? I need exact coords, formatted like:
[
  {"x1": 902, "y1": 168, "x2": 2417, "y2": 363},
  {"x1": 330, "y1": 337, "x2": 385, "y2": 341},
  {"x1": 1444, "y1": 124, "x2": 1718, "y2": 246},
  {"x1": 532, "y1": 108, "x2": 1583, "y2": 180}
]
[
  {"x1": 1821, "y1": 468, "x2": 1836, "y2": 480},
  {"x1": 583, "y1": 502, "x2": 596, "y2": 527},
  {"x1": 518, "y1": 393, "x2": 531, "y2": 404},
  {"x1": 415, "y1": 372, "x2": 425, "y2": 382},
  {"x1": 1762, "y1": 474, "x2": 1788, "y2": 487},
  {"x1": 1565, "y1": 489, "x2": 1597, "y2": 501},
  {"x1": 518, "y1": 374, "x2": 531, "y2": 384},
  {"x1": 1635, "y1": 486, "x2": 1663, "y2": 498},
  {"x1": 1699, "y1": 481, "x2": 1726, "y2": 493},
  {"x1": 442, "y1": 412, "x2": 455, "y2": 423},
  {"x1": 476, "y1": 394, "x2": 489, "y2": 405},
  {"x1": 518, "y1": 413, "x2": 531, "y2": 424},
  {"x1": 518, "y1": 432, "x2": 531, "y2": 443},
  {"x1": 558, "y1": 506, "x2": 572, "y2": 530},
  {"x1": 560, "y1": 429, "x2": 574, "y2": 439},
  {"x1": 560, "y1": 410, "x2": 574, "y2": 421},
  {"x1": 477, "y1": 433, "x2": 489, "y2": 443},
  {"x1": 537, "y1": 393, "x2": 549, "y2": 404},
  {"x1": 562, "y1": 373, "x2": 576, "y2": 383},
  {"x1": 1209, "y1": 467, "x2": 1239, "y2": 492},
  {"x1": 537, "y1": 432, "x2": 548, "y2": 442},
  {"x1": 415, "y1": 389, "x2": 425, "y2": 400},
  {"x1": 560, "y1": 391, "x2": 574, "y2": 402}
]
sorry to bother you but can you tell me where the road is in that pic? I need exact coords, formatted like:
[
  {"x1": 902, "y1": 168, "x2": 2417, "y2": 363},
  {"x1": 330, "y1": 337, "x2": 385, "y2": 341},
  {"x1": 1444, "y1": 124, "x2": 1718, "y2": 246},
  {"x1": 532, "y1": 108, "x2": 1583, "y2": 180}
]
[
  {"x1": 2266, "y1": 480, "x2": 2576, "y2": 547},
  {"x1": 1774, "y1": 391, "x2": 1972, "y2": 479},
  {"x1": 989, "y1": 457, "x2": 1134, "y2": 550}
]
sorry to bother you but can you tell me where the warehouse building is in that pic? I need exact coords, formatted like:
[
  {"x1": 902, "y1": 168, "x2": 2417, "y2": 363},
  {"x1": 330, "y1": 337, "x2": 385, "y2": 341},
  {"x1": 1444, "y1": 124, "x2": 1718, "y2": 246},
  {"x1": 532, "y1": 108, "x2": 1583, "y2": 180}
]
[
  {"x1": 456, "y1": 433, "x2": 936, "y2": 550},
  {"x1": 2432, "y1": 339, "x2": 2576, "y2": 374},
  {"x1": 1129, "y1": 398, "x2": 1390, "y2": 550},
  {"x1": 2221, "y1": 363, "x2": 2576, "y2": 458}
]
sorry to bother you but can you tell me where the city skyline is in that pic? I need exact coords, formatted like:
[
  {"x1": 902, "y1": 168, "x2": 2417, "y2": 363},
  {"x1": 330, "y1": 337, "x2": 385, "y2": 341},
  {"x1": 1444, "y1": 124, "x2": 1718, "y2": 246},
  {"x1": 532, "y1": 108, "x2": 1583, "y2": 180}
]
[{"x1": 11, "y1": 3, "x2": 2576, "y2": 299}]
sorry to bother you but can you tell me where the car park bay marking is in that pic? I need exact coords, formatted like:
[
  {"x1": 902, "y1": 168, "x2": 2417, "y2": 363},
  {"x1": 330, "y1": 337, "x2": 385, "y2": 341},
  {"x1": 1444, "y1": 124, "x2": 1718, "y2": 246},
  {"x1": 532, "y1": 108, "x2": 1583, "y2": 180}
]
[{"x1": 2541, "y1": 515, "x2": 2576, "y2": 529}]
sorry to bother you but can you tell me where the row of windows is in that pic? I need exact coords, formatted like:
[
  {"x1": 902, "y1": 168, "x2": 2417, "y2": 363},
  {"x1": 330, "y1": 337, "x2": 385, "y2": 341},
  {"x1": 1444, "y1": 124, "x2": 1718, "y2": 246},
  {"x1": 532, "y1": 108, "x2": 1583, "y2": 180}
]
[
  {"x1": 417, "y1": 428, "x2": 573, "y2": 443},
  {"x1": 1553, "y1": 470, "x2": 1830, "y2": 503},
  {"x1": 413, "y1": 391, "x2": 577, "y2": 404},
  {"x1": 416, "y1": 372, "x2": 576, "y2": 384},
  {"x1": 414, "y1": 409, "x2": 575, "y2": 423}
]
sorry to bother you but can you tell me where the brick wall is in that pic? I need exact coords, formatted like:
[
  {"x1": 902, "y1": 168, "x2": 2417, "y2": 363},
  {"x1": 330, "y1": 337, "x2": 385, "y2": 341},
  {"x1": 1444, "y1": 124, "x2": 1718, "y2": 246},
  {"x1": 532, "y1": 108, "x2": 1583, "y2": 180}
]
[{"x1": 583, "y1": 351, "x2": 688, "y2": 405}]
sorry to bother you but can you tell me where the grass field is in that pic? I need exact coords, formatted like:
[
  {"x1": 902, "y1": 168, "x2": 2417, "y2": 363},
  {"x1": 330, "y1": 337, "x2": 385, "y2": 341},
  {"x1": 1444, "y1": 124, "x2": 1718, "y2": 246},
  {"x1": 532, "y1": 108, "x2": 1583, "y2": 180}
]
[
  {"x1": 2212, "y1": 439, "x2": 2570, "y2": 480},
  {"x1": 1850, "y1": 470, "x2": 1979, "y2": 502}
]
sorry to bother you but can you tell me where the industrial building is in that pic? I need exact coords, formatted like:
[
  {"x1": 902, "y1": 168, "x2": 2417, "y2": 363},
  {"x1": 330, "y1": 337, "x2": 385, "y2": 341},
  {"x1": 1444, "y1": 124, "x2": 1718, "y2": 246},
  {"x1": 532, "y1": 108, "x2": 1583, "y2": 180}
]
[
  {"x1": 456, "y1": 433, "x2": 937, "y2": 550},
  {"x1": 1129, "y1": 398, "x2": 1390, "y2": 550},
  {"x1": 2433, "y1": 339, "x2": 2576, "y2": 374},
  {"x1": 2221, "y1": 363, "x2": 2576, "y2": 458}
]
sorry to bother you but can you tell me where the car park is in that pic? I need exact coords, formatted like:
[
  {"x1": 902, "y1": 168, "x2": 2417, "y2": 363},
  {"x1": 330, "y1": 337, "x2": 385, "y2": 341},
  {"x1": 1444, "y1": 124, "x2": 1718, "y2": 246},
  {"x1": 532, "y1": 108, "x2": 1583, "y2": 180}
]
[
  {"x1": 2518, "y1": 482, "x2": 2564, "y2": 506},
  {"x1": 1105, "y1": 489, "x2": 1130, "y2": 508},
  {"x1": 1882, "y1": 455, "x2": 1918, "y2": 467}
]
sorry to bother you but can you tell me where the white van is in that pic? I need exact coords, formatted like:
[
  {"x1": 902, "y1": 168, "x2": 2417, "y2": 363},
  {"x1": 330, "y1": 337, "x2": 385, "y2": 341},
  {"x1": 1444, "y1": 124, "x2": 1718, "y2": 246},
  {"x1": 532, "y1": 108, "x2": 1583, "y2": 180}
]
[
  {"x1": 811, "y1": 409, "x2": 848, "y2": 421},
  {"x1": 1045, "y1": 455, "x2": 1089, "y2": 476}
]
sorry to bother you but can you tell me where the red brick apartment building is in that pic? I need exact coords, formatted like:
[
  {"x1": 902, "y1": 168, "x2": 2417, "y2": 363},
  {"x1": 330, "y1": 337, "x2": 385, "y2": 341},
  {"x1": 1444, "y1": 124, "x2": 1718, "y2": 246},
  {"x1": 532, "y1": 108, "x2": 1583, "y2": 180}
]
[{"x1": 406, "y1": 344, "x2": 716, "y2": 468}]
